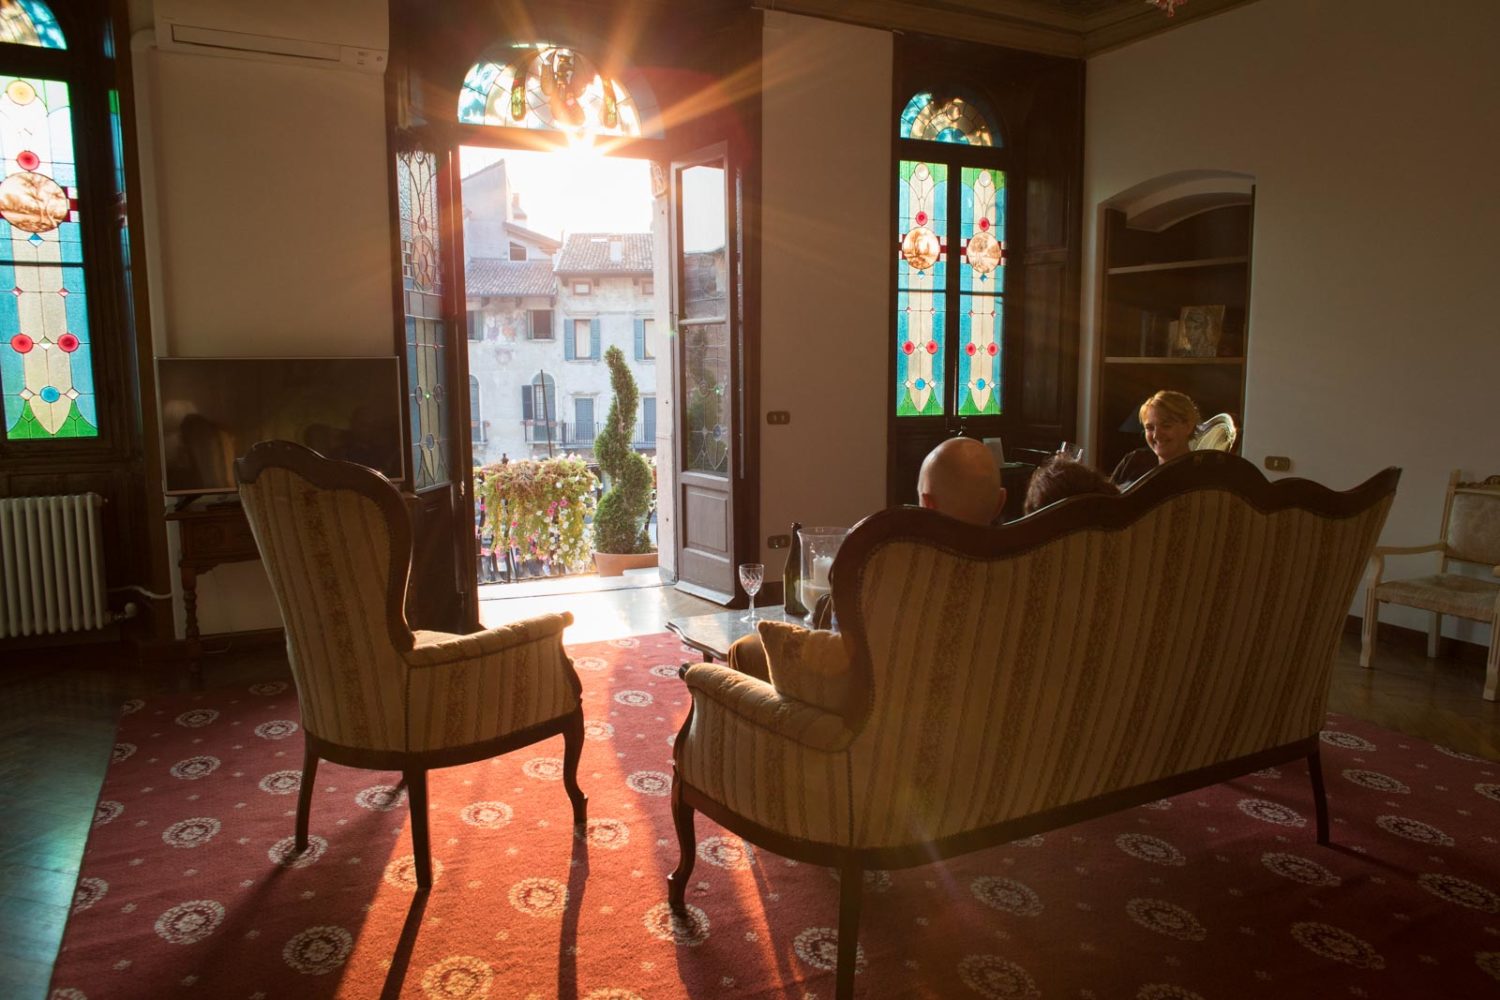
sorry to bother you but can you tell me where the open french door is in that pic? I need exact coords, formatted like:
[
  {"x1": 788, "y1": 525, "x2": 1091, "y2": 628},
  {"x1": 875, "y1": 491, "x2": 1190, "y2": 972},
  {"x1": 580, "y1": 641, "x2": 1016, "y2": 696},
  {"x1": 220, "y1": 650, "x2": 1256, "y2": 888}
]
[
  {"x1": 392, "y1": 136, "x2": 477, "y2": 632},
  {"x1": 670, "y1": 144, "x2": 748, "y2": 604}
]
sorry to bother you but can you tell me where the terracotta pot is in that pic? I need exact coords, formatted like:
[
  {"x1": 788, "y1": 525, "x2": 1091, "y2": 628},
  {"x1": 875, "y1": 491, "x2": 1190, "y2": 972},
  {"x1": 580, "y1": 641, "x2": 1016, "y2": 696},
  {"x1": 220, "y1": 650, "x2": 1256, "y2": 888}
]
[{"x1": 593, "y1": 551, "x2": 658, "y2": 577}]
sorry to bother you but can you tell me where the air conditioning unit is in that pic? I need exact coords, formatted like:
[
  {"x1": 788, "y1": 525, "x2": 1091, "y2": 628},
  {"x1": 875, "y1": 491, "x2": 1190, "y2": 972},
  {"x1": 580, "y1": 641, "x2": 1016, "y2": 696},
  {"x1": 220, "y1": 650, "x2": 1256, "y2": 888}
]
[{"x1": 155, "y1": 0, "x2": 388, "y2": 74}]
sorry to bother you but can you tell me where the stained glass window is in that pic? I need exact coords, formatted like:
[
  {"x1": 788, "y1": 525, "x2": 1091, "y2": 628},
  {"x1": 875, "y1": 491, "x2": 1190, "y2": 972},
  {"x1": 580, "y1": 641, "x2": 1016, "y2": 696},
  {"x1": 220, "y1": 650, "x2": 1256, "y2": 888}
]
[
  {"x1": 0, "y1": 1, "x2": 65, "y2": 50},
  {"x1": 957, "y1": 166, "x2": 1005, "y2": 416},
  {"x1": 0, "y1": 75, "x2": 97, "y2": 439},
  {"x1": 458, "y1": 44, "x2": 640, "y2": 137},
  {"x1": 397, "y1": 149, "x2": 449, "y2": 487},
  {"x1": 896, "y1": 160, "x2": 946, "y2": 416},
  {"x1": 899, "y1": 92, "x2": 995, "y2": 147}
]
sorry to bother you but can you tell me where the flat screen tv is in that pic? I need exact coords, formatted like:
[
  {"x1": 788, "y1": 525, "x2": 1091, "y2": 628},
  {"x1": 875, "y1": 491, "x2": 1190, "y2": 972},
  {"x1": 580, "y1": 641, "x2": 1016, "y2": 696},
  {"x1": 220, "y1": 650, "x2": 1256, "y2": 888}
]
[{"x1": 158, "y1": 357, "x2": 404, "y2": 496}]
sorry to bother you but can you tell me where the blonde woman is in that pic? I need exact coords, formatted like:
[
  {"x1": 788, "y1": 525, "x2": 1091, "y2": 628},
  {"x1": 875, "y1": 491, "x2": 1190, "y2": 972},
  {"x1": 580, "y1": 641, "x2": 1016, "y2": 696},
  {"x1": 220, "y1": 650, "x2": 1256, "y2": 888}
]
[{"x1": 1110, "y1": 389, "x2": 1201, "y2": 487}]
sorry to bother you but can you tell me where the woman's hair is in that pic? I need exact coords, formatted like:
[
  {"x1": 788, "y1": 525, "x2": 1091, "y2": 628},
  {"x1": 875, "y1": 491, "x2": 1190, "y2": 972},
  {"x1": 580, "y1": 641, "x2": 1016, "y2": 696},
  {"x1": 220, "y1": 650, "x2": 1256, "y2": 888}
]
[
  {"x1": 1023, "y1": 457, "x2": 1120, "y2": 515},
  {"x1": 1138, "y1": 389, "x2": 1201, "y2": 429}
]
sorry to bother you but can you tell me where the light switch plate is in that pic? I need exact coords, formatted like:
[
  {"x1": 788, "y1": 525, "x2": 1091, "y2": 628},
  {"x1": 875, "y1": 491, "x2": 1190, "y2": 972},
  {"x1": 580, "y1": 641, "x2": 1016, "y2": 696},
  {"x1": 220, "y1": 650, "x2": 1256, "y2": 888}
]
[
  {"x1": 767, "y1": 534, "x2": 790, "y2": 549},
  {"x1": 766, "y1": 411, "x2": 791, "y2": 425},
  {"x1": 1264, "y1": 456, "x2": 1292, "y2": 472}
]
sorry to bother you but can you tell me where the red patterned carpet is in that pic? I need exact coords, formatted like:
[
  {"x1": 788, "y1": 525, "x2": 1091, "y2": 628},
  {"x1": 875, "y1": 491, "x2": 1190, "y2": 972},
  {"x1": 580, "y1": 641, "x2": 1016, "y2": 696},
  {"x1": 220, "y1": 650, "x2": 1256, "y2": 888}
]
[{"x1": 49, "y1": 632, "x2": 1500, "y2": 999}]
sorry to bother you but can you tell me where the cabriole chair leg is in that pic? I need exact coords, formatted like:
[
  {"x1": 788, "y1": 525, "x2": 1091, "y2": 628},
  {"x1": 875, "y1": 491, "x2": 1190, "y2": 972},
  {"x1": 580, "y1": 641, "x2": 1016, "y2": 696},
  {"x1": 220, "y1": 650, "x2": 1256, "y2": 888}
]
[
  {"x1": 295, "y1": 743, "x2": 319, "y2": 852},
  {"x1": 405, "y1": 766, "x2": 432, "y2": 890},
  {"x1": 563, "y1": 709, "x2": 588, "y2": 826},
  {"x1": 1308, "y1": 748, "x2": 1330, "y2": 845},
  {"x1": 667, "y1": 771, "x2": 696, "y2": 913},
  {"x1": 836, "y1": 863, "x2": 863, "y2": 1000}
]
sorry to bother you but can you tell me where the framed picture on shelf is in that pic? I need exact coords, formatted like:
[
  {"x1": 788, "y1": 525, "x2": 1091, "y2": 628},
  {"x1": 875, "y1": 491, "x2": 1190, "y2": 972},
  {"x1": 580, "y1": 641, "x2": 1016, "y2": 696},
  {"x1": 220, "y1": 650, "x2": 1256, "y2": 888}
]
[{"x1": 1172, "y1": 304, "x2": 1226, "y2": 357}]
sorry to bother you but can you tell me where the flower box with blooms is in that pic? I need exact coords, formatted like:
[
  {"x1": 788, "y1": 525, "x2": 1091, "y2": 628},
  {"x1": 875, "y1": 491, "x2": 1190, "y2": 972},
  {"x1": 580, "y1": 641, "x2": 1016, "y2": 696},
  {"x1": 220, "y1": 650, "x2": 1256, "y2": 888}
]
[{"x1": 477, "y1": 456, "x2": 599, "y2": 575}]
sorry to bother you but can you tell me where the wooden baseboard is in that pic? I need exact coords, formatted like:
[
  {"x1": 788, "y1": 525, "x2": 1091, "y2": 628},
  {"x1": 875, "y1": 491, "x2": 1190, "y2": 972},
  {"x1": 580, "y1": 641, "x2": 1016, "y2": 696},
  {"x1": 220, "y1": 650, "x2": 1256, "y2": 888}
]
[{"x1": 1344, "y1": 614, "x2": 1489, "y2": 665}]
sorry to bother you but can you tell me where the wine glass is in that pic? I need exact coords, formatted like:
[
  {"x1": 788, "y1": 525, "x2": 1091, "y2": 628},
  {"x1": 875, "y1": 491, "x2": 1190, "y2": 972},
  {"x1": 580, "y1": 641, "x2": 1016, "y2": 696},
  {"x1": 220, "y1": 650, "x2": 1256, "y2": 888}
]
[
  {"x1": 1057, "y1": 441, "x2": 1084, "y2": 462},
  {"x1": 738, "y1": 563, "x2": 764, "y2": 622}
]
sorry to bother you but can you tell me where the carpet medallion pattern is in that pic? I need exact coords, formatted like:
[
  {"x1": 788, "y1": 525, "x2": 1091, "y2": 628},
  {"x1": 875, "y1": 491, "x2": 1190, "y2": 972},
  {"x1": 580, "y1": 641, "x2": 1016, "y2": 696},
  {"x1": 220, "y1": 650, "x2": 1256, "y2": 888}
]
[{"x1": 49, "y1": 633, "x2": 1500, "y2": 998}]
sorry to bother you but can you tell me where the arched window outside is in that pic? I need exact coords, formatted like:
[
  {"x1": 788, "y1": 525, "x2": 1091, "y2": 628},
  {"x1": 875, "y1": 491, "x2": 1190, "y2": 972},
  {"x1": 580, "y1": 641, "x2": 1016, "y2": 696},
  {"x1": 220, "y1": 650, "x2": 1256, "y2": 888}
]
[
  {"x1": 469, "y1": 374, "x2": 482, "y2": 442},
  {"x1": 524, "y1": 371, "x2": 556, "y2": 443},
  {"x1": 457, "y1": 43, "x2": 641, "y2": 137},
  {"x1": 0, "y1": 0, "x2": 103, "y2": 440},
  {"x1": 895, "y1": 90, "x2": 1007, "y2": 419}
]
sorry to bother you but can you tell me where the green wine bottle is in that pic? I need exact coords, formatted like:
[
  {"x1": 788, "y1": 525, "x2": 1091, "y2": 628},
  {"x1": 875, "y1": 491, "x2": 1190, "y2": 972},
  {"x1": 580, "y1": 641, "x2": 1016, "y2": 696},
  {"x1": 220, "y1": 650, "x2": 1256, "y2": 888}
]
[{"x1": 782, "y1": 521, "x2": 806, "y2": 616}]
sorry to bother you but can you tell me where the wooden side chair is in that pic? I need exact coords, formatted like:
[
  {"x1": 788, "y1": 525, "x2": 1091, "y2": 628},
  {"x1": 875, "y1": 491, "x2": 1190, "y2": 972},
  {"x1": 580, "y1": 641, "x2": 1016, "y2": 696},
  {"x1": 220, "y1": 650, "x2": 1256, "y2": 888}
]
[
  {"x1": 1362, "y1": 471, "x2": 1500, "y2": 699},
  {"x1": 236, "y1": 440, "x2": 587, "y2": 888}
]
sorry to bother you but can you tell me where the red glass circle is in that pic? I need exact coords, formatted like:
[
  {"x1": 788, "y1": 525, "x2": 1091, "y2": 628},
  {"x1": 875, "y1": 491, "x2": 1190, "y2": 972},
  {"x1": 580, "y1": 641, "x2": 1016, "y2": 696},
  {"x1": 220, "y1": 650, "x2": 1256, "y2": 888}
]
[
  {"x1": 58, "y1": 333, "x2": 79, "y2": 352},
  {"x1": 925, "y1": 340, "x2": 938, "y2": 355},
  {"x1": 965, "y1": 343, "x2": 977, "y2": 356},
  {"x1": 978, "y1": 218, "x2": 990, "y2": 231},
  {"x1": 901, "y1": 341, "x2": 915, "y2": 355},
  {"x1": 914, "y1": 211, "x2": 928, "y2": 226},
  {"x1": 10, "y1": 333, "x2": 33, "y2": 353},
  {"x1": 986, "y1": 343, "x2": 999, "y2": 356},
  {"x1": 16, "y1": 150, "x2": 39, "y2": 171}
]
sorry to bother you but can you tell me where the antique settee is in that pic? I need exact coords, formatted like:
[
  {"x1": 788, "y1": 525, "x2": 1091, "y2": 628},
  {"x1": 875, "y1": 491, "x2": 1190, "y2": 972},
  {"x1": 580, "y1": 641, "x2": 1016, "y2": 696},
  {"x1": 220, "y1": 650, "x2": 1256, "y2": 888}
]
[{"x1": 668, "y1": 452, "x2": 1399, "y2": 998}]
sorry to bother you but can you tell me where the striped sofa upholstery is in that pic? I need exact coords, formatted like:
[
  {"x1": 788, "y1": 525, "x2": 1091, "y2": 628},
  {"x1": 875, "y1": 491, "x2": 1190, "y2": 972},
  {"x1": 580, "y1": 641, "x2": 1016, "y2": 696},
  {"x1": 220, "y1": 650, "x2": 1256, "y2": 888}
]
[
  {"x1": 238, "y1": 453, "x2": 581, "y2": 756},
  {"x1": 674, "y1": 453, "x2": 1397, "y2": 853}
]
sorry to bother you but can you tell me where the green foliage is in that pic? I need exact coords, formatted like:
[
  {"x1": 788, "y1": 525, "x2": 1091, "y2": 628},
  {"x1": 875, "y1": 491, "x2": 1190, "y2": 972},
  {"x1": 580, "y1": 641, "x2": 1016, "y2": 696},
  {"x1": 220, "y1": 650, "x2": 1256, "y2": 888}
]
[
  {"x1": 594, "y1": 345, "x2": 655, "y2": 554},
  {"x1": 477, "y1": 456, "x2": 598, "y2": 573}
]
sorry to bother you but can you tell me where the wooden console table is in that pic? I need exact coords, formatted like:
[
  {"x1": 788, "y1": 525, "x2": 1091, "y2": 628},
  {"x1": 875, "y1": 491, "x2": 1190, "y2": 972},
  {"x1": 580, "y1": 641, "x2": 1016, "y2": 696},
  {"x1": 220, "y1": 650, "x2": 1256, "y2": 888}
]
[{"x1": 166, "y1": 503, "x2": 262, "y2": 675}]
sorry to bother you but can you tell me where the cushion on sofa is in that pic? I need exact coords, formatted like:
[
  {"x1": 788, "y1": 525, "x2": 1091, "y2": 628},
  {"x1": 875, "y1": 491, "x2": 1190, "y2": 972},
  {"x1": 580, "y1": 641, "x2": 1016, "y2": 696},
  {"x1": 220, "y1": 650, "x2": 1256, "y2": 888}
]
[{"x1": 757, "y1": 619, "x2": 851, "y2": 715}]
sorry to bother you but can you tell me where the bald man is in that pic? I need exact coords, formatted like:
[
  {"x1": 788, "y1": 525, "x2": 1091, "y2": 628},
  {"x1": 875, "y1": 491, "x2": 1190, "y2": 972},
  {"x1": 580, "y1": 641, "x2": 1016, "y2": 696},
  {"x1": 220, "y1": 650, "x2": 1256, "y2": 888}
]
[
  {"x1": 917, "y1": 436, "x2": 1006, "y2": 526},
  {"x1": 725, "y1": 437, "x2": 1004, "y2": 681}
]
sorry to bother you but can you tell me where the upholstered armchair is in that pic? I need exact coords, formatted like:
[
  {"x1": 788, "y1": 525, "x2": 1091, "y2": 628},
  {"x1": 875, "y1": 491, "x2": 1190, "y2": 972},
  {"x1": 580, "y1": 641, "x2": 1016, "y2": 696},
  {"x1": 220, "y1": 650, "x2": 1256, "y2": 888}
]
[
  {"x1": 236, "y1": 441, "x2": 586, "y2": 889},
  {"x1": 669, "y1": 453, "x2": 1396, "y2": 999},
  {"x1": 1362, "y1": 470, "x2": 1500, "y2": 699}
]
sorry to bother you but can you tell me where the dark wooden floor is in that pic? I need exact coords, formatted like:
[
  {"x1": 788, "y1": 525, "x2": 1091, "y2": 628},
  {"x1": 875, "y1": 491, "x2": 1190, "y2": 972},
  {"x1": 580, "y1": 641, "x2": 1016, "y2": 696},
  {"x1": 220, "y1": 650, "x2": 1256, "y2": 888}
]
[{"x1": 0, "y1": 592, "x2": 1494, "y2": 1000}]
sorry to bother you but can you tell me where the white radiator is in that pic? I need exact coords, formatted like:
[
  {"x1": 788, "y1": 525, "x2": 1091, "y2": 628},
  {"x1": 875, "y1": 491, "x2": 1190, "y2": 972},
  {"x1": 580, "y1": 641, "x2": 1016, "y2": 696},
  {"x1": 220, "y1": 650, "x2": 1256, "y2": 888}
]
[{"x1": 0, "y1": 494, "x2": 109, "y2": 639}]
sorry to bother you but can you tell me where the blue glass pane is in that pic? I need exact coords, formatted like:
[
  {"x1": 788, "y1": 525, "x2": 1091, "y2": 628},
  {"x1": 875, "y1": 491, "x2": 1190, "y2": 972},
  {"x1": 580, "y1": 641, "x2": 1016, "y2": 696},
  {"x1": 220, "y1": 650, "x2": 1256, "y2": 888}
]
[
  {"x1": 959, "y1": 166, "x2": 1006, "y2": 294},
  {"x1": 957, "y1": 294, "x2": 1002, "y2": 416}
]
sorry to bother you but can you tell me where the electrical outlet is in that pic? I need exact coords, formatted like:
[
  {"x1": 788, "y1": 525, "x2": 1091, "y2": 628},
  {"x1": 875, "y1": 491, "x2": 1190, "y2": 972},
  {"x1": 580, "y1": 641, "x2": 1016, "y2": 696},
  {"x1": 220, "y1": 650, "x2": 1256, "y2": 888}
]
[
  {"x1": 767, "y1": 534, "x2": 790, "y2": 549},
  {"x1": 766, "y1": 411, "x2": 791, "y2": 425},
  {"x1": 1265, "y1": 456, "x2": 1292, "y2": 472}
]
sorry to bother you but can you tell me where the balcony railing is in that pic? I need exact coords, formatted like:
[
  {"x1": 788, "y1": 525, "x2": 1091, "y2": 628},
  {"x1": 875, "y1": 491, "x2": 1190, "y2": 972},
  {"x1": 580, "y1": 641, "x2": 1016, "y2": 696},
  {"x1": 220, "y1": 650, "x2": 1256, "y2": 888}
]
[{"x1": 522, "y1": 419, "x2": 653, "y2": 451}]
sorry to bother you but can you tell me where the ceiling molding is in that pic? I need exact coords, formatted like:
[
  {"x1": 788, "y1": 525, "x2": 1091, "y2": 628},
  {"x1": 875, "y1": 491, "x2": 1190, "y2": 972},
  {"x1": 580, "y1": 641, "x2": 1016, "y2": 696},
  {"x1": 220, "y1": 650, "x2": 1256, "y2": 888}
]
[{"x1": 752, "y1": 0, "x2": 1264, "y2": 59}]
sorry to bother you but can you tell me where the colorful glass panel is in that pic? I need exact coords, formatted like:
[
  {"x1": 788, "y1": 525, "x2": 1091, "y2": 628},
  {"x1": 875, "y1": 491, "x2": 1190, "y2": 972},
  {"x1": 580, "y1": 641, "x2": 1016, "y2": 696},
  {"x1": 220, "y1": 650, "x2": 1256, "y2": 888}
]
[
  {"x1": 0, "y1": 76, "x2": 97, "y2": 440},
  {"x1": 898, "y1": 92, "x2": 996, "y2": 147},
  {"x1": 0, "y1": 1, "x2": 65, "y2": 50},
  {"x1": 458, "y1": 44, "x2": 640, "y2": 137},
  {"x1": 896, "y1": 160, "x2": 946, "y2": 417},
  {"x1": 397, "y1": 149, "x2": 448, "y2": 487},
  {"x1": 956, "y1": 166, "x2": 1004, "y2": 415}
]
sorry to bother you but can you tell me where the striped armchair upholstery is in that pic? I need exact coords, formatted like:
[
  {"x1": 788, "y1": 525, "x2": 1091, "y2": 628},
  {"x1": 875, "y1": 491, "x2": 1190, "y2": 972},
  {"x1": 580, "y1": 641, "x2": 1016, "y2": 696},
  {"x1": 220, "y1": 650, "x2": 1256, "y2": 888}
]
[
  {"x1": 237, "y1": 441, "x2": 586, "y2": 889},
  {"x1": 669, "y1": 452, "x2": 1398, "y2": 999}
]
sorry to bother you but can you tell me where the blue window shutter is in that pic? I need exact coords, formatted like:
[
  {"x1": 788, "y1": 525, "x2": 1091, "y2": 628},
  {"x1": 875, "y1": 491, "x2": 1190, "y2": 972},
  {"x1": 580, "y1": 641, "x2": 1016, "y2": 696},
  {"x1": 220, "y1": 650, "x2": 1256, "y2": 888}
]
[
  {"x1": 590, "y1": 318, "x2": 601, "y2": 359},
  {"x1": 564, "y1": 322, "x2": 576, "y2": 361},
  {"x1": 521, "y1": 385, "x2": 533, "y2": 421},
  {"x1": 633, "y1": 318, "x2": 645, "y2": 360}
]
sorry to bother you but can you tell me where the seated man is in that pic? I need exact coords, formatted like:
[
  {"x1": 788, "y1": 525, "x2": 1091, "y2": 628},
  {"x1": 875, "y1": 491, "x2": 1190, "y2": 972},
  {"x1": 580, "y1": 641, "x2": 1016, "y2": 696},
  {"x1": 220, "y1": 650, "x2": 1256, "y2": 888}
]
[
  {"x1": 728, "y1": 437, "x2": 1004, "y2": 681},
  {"x1": 1022, "y1": 456, "x2": 1119, "y2": 515}
]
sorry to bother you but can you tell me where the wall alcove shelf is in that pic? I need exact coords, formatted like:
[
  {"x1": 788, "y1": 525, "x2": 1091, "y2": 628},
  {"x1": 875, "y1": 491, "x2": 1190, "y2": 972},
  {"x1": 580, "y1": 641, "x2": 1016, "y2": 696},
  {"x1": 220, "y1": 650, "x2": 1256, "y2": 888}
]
[{"x1": 1094, "y1": 188, "x2": 1253, "y2": 473}]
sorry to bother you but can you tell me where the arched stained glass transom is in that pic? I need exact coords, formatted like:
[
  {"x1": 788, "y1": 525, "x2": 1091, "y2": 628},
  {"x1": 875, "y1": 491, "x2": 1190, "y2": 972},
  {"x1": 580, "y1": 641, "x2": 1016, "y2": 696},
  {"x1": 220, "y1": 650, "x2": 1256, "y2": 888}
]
[
  {"x1": 898, "y1": 91, "x2": 997, "y2": 147},
  {"x1": 0, "y1": 0, "x2": 65, "y2": 50},
  {"x1": 458, "y1": 44, "x2": 640, "y2": 137}
]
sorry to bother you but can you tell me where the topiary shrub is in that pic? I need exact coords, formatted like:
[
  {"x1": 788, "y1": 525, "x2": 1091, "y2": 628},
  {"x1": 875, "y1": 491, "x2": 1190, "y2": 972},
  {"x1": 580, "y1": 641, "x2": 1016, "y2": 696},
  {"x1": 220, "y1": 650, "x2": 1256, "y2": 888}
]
[{"x1": 593, "y1": 345, "x2": 655, "y2": 555}]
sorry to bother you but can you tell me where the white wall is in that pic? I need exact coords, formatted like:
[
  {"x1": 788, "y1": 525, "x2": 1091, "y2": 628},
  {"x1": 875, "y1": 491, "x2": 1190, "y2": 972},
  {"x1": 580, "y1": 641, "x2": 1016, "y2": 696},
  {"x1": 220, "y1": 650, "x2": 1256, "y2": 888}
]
[
  {"x1": 133, "y1": 11, "x2": 394, "y2": 634},
  {"x1": 759, "y1": 12, "x2": 892, "y2": 570},
  {"x1": 1084, "y1": 0, "x2": 1500, "y2": 638}
]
